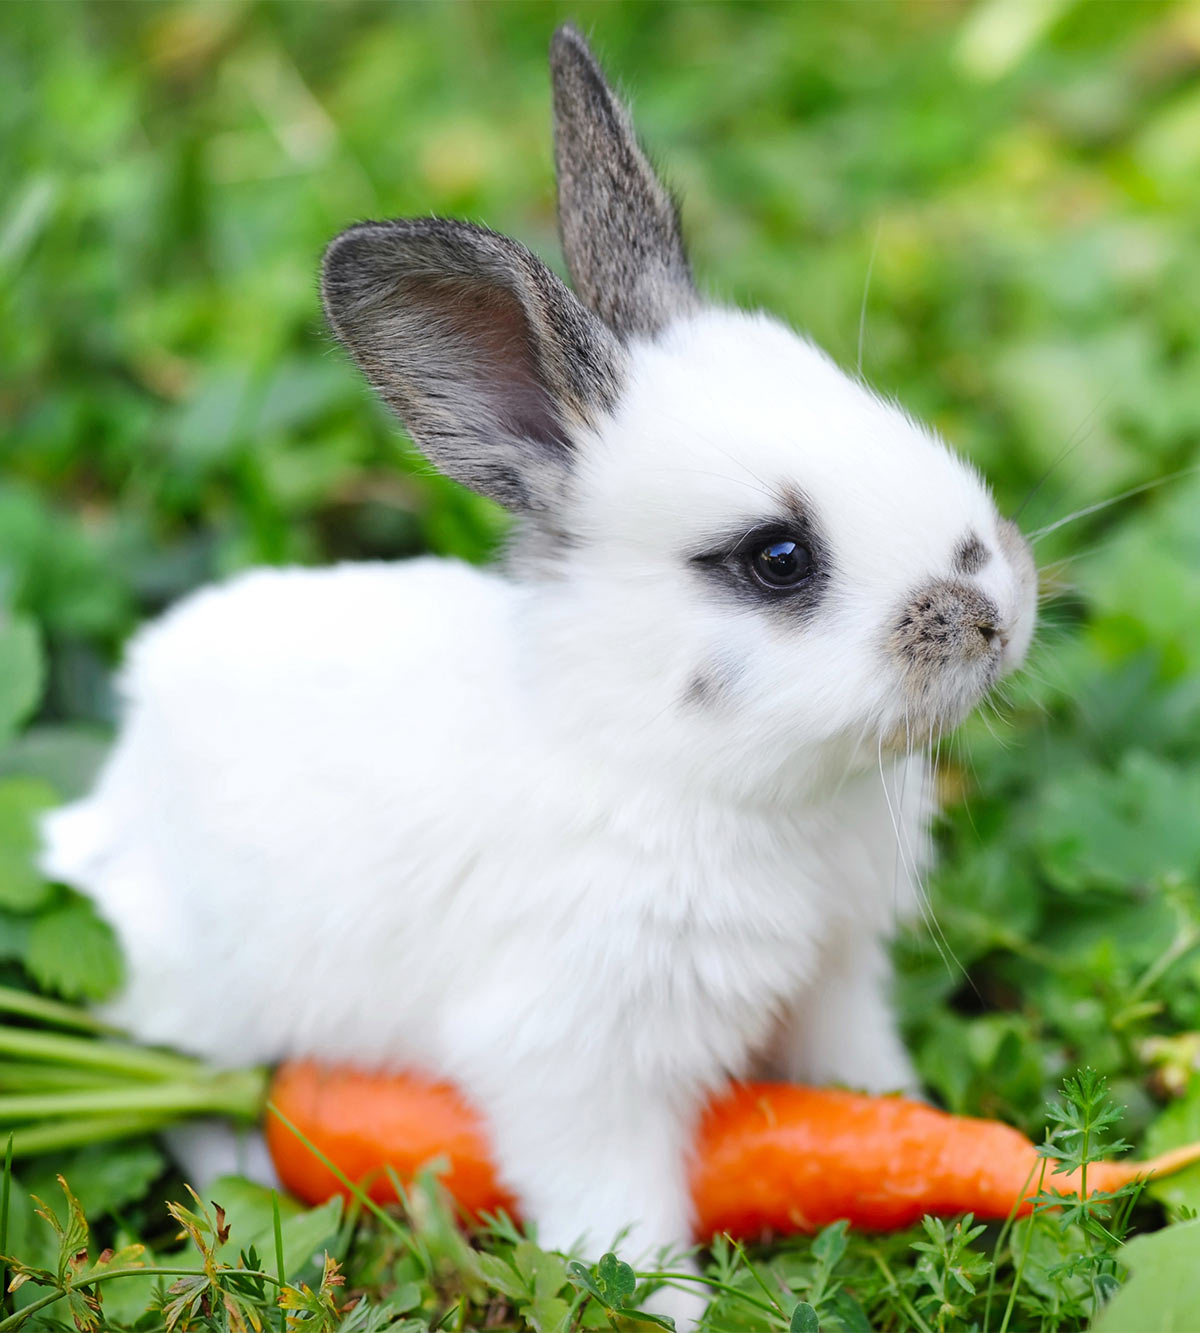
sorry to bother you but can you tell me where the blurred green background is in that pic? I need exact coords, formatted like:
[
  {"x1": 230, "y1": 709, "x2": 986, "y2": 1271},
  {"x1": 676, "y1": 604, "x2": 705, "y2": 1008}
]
[{"x1": 3, "y1": 0, "x2": 1200, "y2": 1154}]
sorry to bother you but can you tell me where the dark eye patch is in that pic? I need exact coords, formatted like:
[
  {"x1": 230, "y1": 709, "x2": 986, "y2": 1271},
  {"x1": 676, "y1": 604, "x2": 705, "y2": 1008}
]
[{"x1": 689, "y1": 504, "x2": 831, "y2": 619}]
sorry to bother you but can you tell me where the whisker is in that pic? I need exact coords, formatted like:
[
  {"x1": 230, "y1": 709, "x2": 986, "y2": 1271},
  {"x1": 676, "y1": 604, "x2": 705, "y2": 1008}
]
[
  {"x1": 879, "y1": 726, "x2": 967, "y2": 986},
  {"x1": 857, "y1": 223, "x2": 882, "y2": 380},
  {"x1": 1035, "y1": 523, "x2": 1154, "y2": 583},
  {"x1": 889, "y1": 709, "x2": 910, "y2": 927},
  {"x1": 1012, "y1": 389, "x2": 1115, "y2": 522},
  {"x1": 917, "y1": 720, "x2": 975, "y2": 991},
  {"x1": 1030, "y1": 464, "x2": 1200, "y2": 542},
  {"x1": 652, "y1": 412, "x2": 779, "y2": 502},
  {"x1": 646, "y1": 466, "x2": 778, "y2": 506},
  {"x1": 878, "y1": 733, "x2": 926, "y2": 935},
  {"x1": 955, "y1": 724, "x2": 984, "y2": 844}
]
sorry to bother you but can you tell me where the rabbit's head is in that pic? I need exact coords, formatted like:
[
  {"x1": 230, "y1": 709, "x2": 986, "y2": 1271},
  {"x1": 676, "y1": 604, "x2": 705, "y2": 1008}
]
[{"x1": 323, "y1": 26, "x2": 1036, "y2": 791}]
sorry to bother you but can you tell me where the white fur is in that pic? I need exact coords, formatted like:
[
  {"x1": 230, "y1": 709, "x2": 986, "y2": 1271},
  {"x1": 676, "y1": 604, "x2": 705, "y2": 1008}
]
[{"x1": 42, "y1": 309, "x2": 1035, "y2": 1319}]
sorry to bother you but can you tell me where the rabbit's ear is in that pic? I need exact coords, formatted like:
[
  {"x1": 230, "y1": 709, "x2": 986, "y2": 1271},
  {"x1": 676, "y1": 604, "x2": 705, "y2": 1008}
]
[
  {"x1": 322, "y1": 218, "x2": 624, "y2": 513},
  {"x1": 551, "y1": 24, "x2": 698, "y2": 341}
]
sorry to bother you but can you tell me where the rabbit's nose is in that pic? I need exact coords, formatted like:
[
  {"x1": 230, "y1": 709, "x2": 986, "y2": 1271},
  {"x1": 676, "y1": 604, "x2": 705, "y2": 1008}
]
[
  {"x1": 886, "y1": 578, "x2": 1007, "y2": 729},
  {"x1": 975, "y1": 618, "x2": 1009, "y2": 649},
  {"x1": 888, "y1": 580, "x2": 1005, "y2": 675}
]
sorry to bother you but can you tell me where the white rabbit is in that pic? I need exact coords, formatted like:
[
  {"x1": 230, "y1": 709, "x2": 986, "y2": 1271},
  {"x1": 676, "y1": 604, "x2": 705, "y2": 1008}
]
[{"x1": 42, "y1": 25, "x2": 1037, "y2": 1328}]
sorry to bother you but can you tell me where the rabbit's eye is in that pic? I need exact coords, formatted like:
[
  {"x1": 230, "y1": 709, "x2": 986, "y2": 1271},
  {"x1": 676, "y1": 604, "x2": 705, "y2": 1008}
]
[
  {"x1": 751, "y1": 539, "x2": 813, "y2": 589},
  {"x1": 691, "y1": 515, "x2": 826, "y2": 610}
]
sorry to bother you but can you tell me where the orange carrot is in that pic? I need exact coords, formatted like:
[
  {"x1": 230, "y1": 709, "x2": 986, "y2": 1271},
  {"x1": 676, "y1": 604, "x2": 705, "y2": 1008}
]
[
  {"x1": 689, "y1": 1081, "x2": 1200, "y2": 1236},
  {"x1": 265, "y1": 1063, "x2": 1200, "y2": 1240},
  {"x1": 266, "y1": 1061, "x2": 518, "y2": 1218}
]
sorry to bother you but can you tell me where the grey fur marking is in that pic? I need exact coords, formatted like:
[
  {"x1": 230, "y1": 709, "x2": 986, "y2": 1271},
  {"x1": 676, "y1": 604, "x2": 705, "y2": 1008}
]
[
  {"x1": 322, "y1": 218, "x2": 625, "y2": 513},
  {"x1": 682, "y1": 656, "x2": 745, "y2": 711},
  {"x1": 551, "y1": 24, "x2": 699, "y2": 341},
  {"x1": 954, "y1": 533, "x2": 989, "y2": 575}
]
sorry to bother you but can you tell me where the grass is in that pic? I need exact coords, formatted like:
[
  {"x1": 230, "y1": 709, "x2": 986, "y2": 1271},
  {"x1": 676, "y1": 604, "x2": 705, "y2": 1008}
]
[{"x1": 2, "y1": 0, "x2": 1200, "y2": 1328}]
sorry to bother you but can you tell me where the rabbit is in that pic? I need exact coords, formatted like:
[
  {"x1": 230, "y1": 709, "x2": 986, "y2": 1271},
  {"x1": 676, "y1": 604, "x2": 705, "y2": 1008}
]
[{"x1": 41, "y1": 24, "x2": 1037, "y2": 1329}]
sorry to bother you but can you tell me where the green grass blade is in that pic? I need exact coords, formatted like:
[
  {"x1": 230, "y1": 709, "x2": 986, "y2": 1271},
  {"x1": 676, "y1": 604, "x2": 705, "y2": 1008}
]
[
  {"x1": 265, "y1": 1100, "x2": 410, "y2": 1242},
  {"x1": 271, "y1": 1189, "x2": 287, "y2": 1330},
  {"x1": 0, "y1": 1134, "x2": 11, "y2": 1314}
]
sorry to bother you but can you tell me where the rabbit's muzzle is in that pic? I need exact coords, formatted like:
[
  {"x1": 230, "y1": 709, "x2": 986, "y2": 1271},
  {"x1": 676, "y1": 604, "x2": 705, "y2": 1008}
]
[{"x1": 887, "y1": 578, "x2": 1009, "y2": 730}]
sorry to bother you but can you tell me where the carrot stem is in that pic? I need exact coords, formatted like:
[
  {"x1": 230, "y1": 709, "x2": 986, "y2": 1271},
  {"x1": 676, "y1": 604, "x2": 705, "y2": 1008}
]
[
  {"x1": 5, "y1": 1113, "x2": 180, "y2": 1156},
  {"x1": 0, "y1": 1071, "x2": 265, "y2": 1123},
  {"x1": 0, "y1": 988, "x2": 121, "y2": 1037},
  {"x1": 0, "y1": 1027, "x2": 202, "y2": 1081},
  {"x1": 0, "y1": 1063, "x2": 133, "y2": 1092}
]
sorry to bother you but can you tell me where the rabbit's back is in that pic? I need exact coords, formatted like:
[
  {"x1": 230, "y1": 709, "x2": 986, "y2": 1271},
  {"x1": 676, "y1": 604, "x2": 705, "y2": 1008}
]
[{"x1": 41, "y1": 557, "x2": 526, "y2": 1063}]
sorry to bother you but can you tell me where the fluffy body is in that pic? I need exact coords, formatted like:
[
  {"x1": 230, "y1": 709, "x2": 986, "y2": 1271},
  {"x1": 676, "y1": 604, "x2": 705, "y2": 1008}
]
[{"x1": 43, "y1": 310, "x2": 1028, "y2": 1256}]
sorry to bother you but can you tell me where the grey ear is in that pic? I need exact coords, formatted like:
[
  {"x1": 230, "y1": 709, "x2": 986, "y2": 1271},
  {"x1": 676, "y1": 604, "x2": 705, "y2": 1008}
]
[
  {"x1": 551, "y1": 24, "x2": 698, "y2": 341},
  {"x1": 322, "y1": 218, "x2": 624, "y2": 513}
]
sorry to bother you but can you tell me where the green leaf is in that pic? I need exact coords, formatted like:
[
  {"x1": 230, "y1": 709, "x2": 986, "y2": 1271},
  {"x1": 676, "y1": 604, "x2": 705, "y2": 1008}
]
[
  {"x1": 167, "y1": 363, "x2": 256, "y2": 466},
  {"x1": 29, "y1": 1175, "x2": 90, "y2": 1286},
  {"x1": 527, "y1": 1290, "x2": 573, "y2": 1333},
  {"x1": 0, "y1": 616, "x2": 43, "y2": 745},
  {"x1": 828, "y1": 1289, "x2": 872, "y2": 1333},
  {"x1": 566, "y1": 1258, "x2": 604, "y2": 1304},
  {"x1": 790, "y1": 1302, "x2": 820, "y2": 1333},
  {"x1": 26, "y1": 894, "x2": 123, "y2": 1001},
  {"x1": 473, "y1": 1250, "x2": 526, "y2": 1303},
  {"x1": 1034, "y1": 754, "x2": 1200, "y2": 893},
  {"x1": 206, "y1": 1175, "x2": 342, "y2": 1284},
  {"x1": 0, "y1": 910, "x2": 33, "y2": 962},
  {"x1": 1090, "y1": 1219, "x2": 1200, "y2": 1333},
  {"x1": 0, "y1": 778, "x2": 57, "y2": 913},
  {"x1": 87, "y1": 1238, "x2": 163, "y2": 1327},
  {"x1": 593, "y1": 1252, "x2": 637, "y2": 1309},
  {"x1": 64, "y1": 1283, "x2": 102, "y2": 1331},
  {"x1": 162, "y1": 1270, "x2": 212, "y2": 1331},
  {"x1": 513, "y1": 1240, "x2": 568, "y2": 1303},
  {"x1": 382, "y1": 1281, "x2": 422, "y2": 1315},
  {"x1": 811, "y1": 1220, "x2": 849, "y2": 1269},
  {"x1": 514, "y1": 1242, "x2": 571, "y2": 1333},
  {"x1": 0, "y1": 726, "x2": 110, "y2": 802},
  {"x1": 22, "y1": 1141, "x2": 164, "y2": 1223},
  {"x1": 567, "y1": 1252, "x2": 664, "y2": 1324},
  {"x1": 1143, "y1": 1079, "x2": 1200, "y2": 1216}
]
